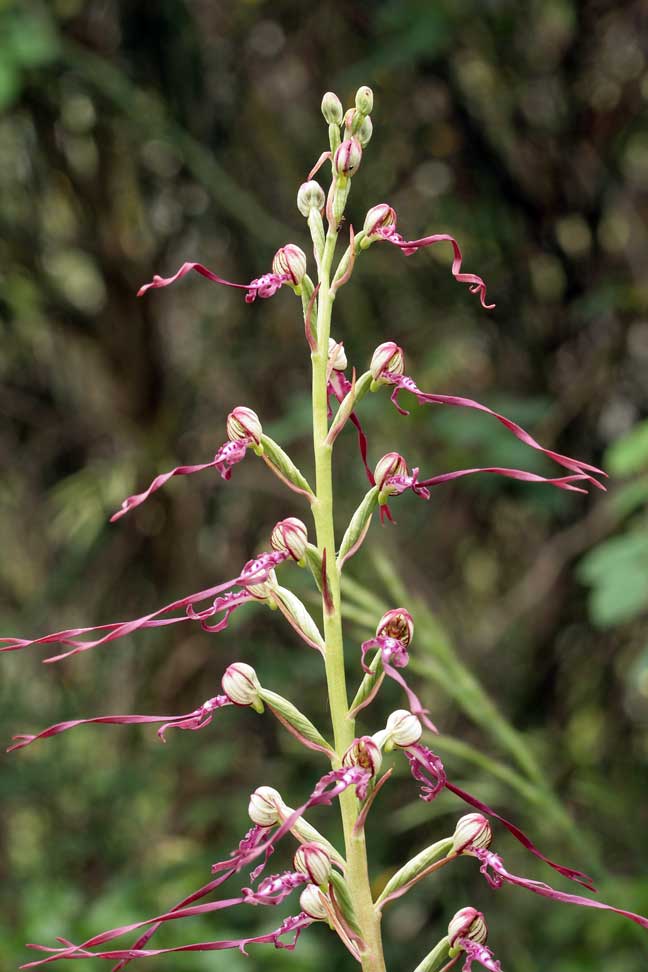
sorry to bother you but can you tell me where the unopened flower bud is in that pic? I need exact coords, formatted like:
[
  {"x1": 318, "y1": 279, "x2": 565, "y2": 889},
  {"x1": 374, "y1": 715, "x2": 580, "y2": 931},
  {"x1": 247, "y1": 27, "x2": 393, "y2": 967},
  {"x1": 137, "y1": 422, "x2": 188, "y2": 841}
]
[
  {"x1": 356, "y1": 114, "x2": 373, "y2": 147},
  {"x1": 222, "y1": 662, "x2": 263, "y2": 710},
  {"x1": 343, "y1": 107, "x2": 356, "y2": 135},
  {"x1": 294, "y1": 842, "x2": 332, "y2": 887},
  {"x1": 448, "y1": 907, "x2": 488, "y2": 948},
  {"x1": 272, "y1": 244, "x2": 307, "y2": 285},
  {"x1": 342, "y1": 735, "x2": 382, "y2": 777},
  {"x1": 328, "y1": 337, "x2": 347, "y2": 371},
  {"x1": 334, "y1": 138, "x2": 362, "y2": 178},
  {"x1": 374, "y1": 452, "x2": 407, "y2": 493},
  {"x1": 227, "y1": 406, "x2": 262, "y2": 445},
  {"x1": 321, "y1": 91, "x2": 343, "y2": 125},
  {"x1": 370, "y1": 341, "x2": 405, "y2": 382},
  {"x1": 355, "y1": 86, "x2": 374, "y2": 116},
  {"x1": 385, "y1": 709, "x2": 422, "y2": 748},
  {"x1": 248, "y1": 785, "x2": 285, "y2": 827},
  {"x1": 297, "y1": 180, "x2": 326, "y2": 218},
  {"x1": 271, "y1": 517, "x2": 308, "y2": 563},
  {"x1": 452, "y1": 813, "x2": 493, "y2": 855},
  {"x1": 376, "y1": 607, "x2": 414, "y2": 648},
  {"x1": 299, "y1": 883, "x2": 330, "y2": 920}
]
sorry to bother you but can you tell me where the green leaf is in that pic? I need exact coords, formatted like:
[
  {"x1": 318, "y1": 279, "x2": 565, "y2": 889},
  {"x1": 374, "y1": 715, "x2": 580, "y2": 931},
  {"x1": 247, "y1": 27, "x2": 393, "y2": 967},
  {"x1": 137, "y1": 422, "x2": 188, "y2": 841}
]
[{"x1": 605, "y1": 419, "x2": 648, "y2": 476}]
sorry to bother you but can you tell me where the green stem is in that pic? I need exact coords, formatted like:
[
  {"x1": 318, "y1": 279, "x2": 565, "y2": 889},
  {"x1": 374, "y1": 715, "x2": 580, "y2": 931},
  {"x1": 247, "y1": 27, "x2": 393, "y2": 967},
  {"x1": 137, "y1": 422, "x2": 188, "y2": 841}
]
[{"x1": 311, "y1": 226, "x2": 386, "y2": 972}]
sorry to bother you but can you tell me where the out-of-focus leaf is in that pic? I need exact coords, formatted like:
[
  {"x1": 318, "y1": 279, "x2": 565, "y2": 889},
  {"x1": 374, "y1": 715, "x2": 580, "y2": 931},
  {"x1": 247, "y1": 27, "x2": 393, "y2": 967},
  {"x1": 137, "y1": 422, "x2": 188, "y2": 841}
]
[
  {"x1": 578, "y1": 532, "x2": 648, "y2": 626},
  {"x1": 606, "y1": 419, "x2": 648, "y2": 477}
]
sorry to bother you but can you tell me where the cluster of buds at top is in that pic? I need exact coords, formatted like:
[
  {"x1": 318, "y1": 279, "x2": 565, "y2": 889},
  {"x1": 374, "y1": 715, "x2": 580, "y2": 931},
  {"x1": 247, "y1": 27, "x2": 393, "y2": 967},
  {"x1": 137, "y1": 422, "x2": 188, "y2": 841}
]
[
  {"x1": 226, "y1": 406, "x2": 263, "y2": 446},
  {"x1": 272, "y1": 245, "x2": 308, "y2": 287},
  {"x1": 221, "y1": 662, "x2": 264, "y2": 713},
  {"x1": 271, "y1": 517, "x2": 308, "y2": 564},
  {"x1": 448, "y1": 907, "x2": 488, "y2": 948}
]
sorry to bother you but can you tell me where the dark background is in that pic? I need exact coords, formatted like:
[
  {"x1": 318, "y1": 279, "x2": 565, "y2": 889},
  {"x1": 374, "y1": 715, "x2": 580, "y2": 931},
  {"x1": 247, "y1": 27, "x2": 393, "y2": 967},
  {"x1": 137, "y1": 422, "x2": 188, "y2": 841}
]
[{"x1": 2, "y1": 1, "x2": 648, "y2": 969}]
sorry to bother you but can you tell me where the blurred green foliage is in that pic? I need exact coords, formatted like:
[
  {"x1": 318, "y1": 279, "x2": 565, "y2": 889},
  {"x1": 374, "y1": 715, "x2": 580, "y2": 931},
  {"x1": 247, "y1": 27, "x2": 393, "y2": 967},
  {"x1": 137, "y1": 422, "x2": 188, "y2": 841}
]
[{"x1": 1, "y1": 1, "x2": 648, "y2": 970}]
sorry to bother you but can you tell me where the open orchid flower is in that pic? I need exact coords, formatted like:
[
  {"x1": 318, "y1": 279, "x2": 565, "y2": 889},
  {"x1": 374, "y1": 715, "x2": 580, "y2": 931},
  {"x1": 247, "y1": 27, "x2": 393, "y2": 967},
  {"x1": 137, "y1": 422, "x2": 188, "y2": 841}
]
[
  {"x1": 359, "y1": 635, "x2": 437, "y2": 733},
  {"x1": 375, "y1": 451, "x2": 594, "y2": 523},
  {"x1": 21, "y1": 913, "x2": 313, "y2": 967},
  {"x1": 21, "y1": 871, "x2": 309, "y2": 965},
  {"x1": 470, "y1": 847, "x2": 648, "y2": 931},
  {"x1": 111, "y1": 439, "x2": 249, "y2": 522},
  {"x1": 404, "y1": 743, "x2": 595, "y2": 890},
  {"x1": 24, "y1": 765, "x2": 368, "y2": 968},
  {"x1": 137, "y1": 261, "x2": 293, "y2": 303},
  {"x1": 366, "y1": 210, "x2": 493, "y2": 309},
  {"x1": 0, "y1": 551, "x2": 288, "y2": 663},
  {"x1": 327, "y1": 358, "x2": 374, "y2": 485},
  {"x1": 456, "y1": 940, "x2": 502, "y2": 972},
  {"x1": 7, "y1": 695, "x2": 231, "y2": 752},
  {"x1": 370, "y1": 348, "x2": 606, "y2": 491}
]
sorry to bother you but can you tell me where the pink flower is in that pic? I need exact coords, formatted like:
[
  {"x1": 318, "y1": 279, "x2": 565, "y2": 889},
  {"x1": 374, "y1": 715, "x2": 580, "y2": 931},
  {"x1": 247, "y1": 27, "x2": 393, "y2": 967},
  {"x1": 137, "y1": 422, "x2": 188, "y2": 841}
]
[
  {"x1": 110, "y1": 439, "x2": 249, "y2": 522},
  {"x1": 372, "y1": 360, "x2": 606, "y2": 491},
  {"x1": 23, "y1": 764, "x2": 369, "y2": 967},
  {"x1": 457, "y1": 939, "x2": 502, "y2": 972},
  {"x1": 137, "y1": 261, "x2": 291, "y2": 303},
  {"x1": 0, "y1": 551, "x2": 288, "y2": 663},
  {"x1": 357, "y1": 631, "x2": 438, "y2": 733},
  {"x1": 376, "y1": 454, "x2": 597, "y2": 522},
  {"x1": 471, "y1": 847, "x2": 648, "y2": 932},
  {"x1": 368, "y1": 211, "x2": 494, "y2": 308},
  {"x1": 7, "y1": 695, "x2": 231, "y2": 752},
  {"x1": 404, "y1": 743, "x2": 595, "y2": 889},
  {"x1": 21, "y1": 914, "x2": 313, "y2": 966}
]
